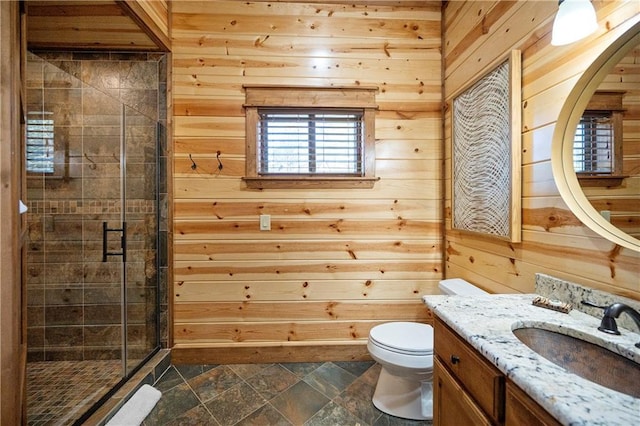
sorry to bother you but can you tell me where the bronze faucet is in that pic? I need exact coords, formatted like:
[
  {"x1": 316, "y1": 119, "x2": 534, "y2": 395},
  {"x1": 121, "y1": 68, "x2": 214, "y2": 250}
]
[{"x1": 597, "y1": 303, "x2": 640, "y2": 349}]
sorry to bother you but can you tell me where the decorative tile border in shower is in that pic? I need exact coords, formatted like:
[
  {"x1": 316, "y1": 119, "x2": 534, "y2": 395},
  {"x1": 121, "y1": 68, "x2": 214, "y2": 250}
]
[
  {"x1": 535, "y1": 273, "x2": 640, "y2": 332},
  {"x1": 26, "y1": 199, "x2": 156, "y2": 214}
]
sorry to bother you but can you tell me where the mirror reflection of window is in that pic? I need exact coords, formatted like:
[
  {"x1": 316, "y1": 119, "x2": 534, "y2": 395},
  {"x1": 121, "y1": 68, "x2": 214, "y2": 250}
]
[
  {"x1": 574, "y1": 111, "x2": 614, "y2": 174},
  {"x1": 573, "y1": 91, "x2": 625, "y2": 181}
]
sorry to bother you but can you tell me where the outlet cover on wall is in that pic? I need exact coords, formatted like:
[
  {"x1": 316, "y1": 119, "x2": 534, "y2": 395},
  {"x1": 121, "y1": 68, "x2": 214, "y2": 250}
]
[{"x1": 260, "y1": 214, "x2": 271, "y2": 231}]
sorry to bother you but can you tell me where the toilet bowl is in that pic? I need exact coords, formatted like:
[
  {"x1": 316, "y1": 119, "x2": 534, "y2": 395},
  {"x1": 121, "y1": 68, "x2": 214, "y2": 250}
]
[{"x1": 367, "y1": 278, "x2": 487, "y2": 420}]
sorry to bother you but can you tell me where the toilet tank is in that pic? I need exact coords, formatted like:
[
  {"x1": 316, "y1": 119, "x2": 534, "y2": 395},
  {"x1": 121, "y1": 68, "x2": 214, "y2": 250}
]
[{"x1": 438, "y1": 278, "x2": 488, "y2": 295}]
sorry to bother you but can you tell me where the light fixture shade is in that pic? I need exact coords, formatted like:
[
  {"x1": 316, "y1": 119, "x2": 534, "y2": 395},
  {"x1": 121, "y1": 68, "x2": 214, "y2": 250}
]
[{"x1": 551, "y1": 0, "x2": 598, "y2": 46}]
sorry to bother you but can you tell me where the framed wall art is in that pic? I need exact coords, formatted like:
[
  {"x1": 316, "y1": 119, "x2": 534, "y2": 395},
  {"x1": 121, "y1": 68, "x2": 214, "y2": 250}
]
[{"x1": 451, "y1": 50, "x2": 522, "y2": 242}]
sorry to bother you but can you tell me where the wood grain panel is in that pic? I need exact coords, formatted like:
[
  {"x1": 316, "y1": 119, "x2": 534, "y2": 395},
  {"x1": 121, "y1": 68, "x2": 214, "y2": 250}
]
[
  {"x1": 522, "y1": 124, "x2": 554, "y2": 165},
  {"x1": 174, "y1": 319, "x2": 409, "y2": 344},
  {"x1": 174, "y1": 240, "x2": 439, "y2": 260},
  {"x1": 171, "y1": 0, "x2": 442, "y2": 360},
  {"x1": 175, "y1": 137, "x2": 246, "y2": 156},
  {"x1": 174, "y1": 219, "x2": 439, "y2": 240},
  {"x1": 444, "y1": 1, "x2": 520, "y2": 71},
  {"x1": 522, "y1": 162, "x2": 560, "y2": 198},
  {"x1": 174, "y1": 178, "x2": 439, "y2": 200},
  {"x1": 171, "y1": 32, "x2": 440, "y2": 60},
  {"x1": 174, "y1": 280, "x2": 440, "y2": 302},
  {"x1": 447, "y1": 232, "x2": 640, "y2": 295},
  {"x1": 171, "y1": 342, "x2": 373, "y2": 365},
  {"x1": 172, "y1": 76, "x2": 441, "y2": 104},
  {"x1": 174, "y1": 157, "x2": 434, "y2": 179},
  {"x1": 1, "y1": 1, "x2": 24, "y2": 422},
  {"x1": 174, "y1": 199, "x2": 439, "y2": 220},
  {"x1": 173, "y1": 91, "x2": 438, "y2": 117},
  {"x1": 173, "y1": 1, "x2": 442, "y2": 19},
  {"x1": 174, "y1": 300, "x2": 430, "y2": 322},
  {"x1": 174, "y1": 259, "x2": 440, "y2": 282},
  {"x1": 445, "y1": 1, "x2": 553, "y2": 94},
  {"x1": 173, "y1": 54, "x2": 440, "y2": 80},
  {"x1": 172, "y1": 12, "x2": 440, "y2": 40}
]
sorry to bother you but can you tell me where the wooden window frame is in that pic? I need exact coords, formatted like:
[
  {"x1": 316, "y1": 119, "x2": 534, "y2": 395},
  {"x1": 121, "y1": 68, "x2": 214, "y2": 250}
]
[{"x1": 243, "y1": 85, "x2": 379, "y2": 189}]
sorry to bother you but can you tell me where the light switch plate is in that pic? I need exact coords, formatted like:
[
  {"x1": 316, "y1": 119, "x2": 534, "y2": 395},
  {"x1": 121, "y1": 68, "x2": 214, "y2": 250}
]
[{"x1": 260, "y1": 214, "x2": 271, "y2": 231}]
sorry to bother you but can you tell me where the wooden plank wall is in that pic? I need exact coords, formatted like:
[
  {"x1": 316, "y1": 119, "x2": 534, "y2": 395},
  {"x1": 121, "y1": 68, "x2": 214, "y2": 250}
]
[
  {"x1": 171, "y1": 0, "x2": 442, "y2": 363},
  {"x1": 0, "y1": 1, "x2": 24, "y2": 424},
  {"x1": 443, "y1": 1, "x2": 640, "y2": 299}
]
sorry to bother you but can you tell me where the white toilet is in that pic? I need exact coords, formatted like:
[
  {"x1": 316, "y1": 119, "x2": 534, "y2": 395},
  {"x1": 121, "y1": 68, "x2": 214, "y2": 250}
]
[{"x1": 367, "y1": 278, "x2": 488, "y2": 420}]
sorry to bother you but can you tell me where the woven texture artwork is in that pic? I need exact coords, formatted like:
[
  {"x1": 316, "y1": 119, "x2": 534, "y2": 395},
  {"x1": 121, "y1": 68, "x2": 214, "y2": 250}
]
[{"x1": 452, "y1": 60, "x2": 511, "y2": 238}]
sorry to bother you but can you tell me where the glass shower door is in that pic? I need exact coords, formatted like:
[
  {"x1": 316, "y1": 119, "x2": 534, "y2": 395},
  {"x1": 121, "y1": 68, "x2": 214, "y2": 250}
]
[{"x1": 121, "y1": 104, "x2": 160, "y2": 375}]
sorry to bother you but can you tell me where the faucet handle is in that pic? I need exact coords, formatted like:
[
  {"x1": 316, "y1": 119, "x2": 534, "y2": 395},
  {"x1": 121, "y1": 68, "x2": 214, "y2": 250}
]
[
  {"x1": 581, "y1": 300, "x2": 608, "y2": 310},
  {"x1": 598, "y1": 316, "x2": 621, "y2": 335}
]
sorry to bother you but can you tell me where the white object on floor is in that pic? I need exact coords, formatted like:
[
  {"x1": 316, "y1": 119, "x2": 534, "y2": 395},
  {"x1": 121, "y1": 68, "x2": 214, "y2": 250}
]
[
  {"x1": 367, "y1": 278, "x2": 487, "y2": 420},
  {"x1": 106, "y1": 384, "x2": 161, "y2": 426}
]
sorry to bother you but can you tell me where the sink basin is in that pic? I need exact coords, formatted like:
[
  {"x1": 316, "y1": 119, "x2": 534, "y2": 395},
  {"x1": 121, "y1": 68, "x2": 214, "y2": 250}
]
[{"x1": 513, "y1": 327, "x2": 640, "y2": 398}]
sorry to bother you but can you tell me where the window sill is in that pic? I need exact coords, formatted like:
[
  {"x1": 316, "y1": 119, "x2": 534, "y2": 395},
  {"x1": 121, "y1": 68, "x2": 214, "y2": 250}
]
[
  {"x1": 242, "y1": 176, "x2": 380, "y2": 189},
  {"x1": 577, "y1": 174, "x2": 627, "y2": 187}
]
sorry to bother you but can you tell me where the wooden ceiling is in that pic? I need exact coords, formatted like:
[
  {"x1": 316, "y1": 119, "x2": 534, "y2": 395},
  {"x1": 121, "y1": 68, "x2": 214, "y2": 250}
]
[
  {"x1": 26, "y1": 1, "x2": 164, "y2": 51},
  {"x1": 25, "y1": 1, "x2": 441, "y2": 51}
]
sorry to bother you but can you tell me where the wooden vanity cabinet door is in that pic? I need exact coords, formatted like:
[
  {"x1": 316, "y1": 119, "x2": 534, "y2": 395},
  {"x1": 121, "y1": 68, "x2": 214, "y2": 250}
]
[
  {"x1": 434, "y1": 317, "x2": 505, "y2": 423},
  {"x1": 505, "y1": 381, "x2": 561, "y2": 426},
  {"x1": 434, "y1": 357, "x2": 493, "y2": 426}
]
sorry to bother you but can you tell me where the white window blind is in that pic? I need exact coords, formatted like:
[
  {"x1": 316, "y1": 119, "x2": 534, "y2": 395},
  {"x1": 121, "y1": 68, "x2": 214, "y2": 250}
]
[
  {"x1": 574, "y1": 112, "x2": 614, "y2": 174},
  {"x1": 26, "y1": 112, "x2": 55, "y2": 173},
  {"x1": 257, "y1": 109, "x2": 364, "y2": 175}
]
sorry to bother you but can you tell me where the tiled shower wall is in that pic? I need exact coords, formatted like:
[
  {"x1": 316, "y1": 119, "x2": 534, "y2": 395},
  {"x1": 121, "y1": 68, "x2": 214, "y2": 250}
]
[{"x1": 25, "y1": 51, "x2": 168, "y2": 362}]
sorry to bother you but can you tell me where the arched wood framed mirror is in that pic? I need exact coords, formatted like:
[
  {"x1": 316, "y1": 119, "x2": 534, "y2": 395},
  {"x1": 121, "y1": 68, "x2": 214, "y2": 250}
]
[{"x1": 552, "y1": 19, "x2": 640, "y2": 252}]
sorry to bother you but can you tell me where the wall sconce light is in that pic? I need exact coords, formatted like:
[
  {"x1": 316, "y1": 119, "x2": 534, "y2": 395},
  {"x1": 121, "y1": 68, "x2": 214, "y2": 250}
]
[{"x1": 551, "y1": 0, "x2": 598, "y2": 46}]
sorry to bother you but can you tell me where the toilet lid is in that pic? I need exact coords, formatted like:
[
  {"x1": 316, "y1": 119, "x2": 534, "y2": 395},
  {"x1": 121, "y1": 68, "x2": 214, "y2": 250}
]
[{"x1": 369, "y1": 322, "x2": 434, "y2": 355}]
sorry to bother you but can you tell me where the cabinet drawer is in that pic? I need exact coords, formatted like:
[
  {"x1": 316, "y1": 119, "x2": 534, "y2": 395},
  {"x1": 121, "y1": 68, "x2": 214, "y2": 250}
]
[
  {"x1": 434, "y1": 317, "x2": 505, "y2": 423},
  {"x1": 506, "y1": 380, "x2": 561, "y2": 426}
]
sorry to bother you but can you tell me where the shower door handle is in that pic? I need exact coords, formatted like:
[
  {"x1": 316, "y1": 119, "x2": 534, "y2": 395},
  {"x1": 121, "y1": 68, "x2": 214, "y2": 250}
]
[{"x1": 102, "y1": 221, "x2": 127, "y2": 262}]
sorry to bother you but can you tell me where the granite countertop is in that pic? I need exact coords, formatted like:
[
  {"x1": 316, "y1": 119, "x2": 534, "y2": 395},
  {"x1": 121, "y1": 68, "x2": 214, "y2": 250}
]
[{"x1": 423, "y1": 293, "x2": 640, "y2": 426}]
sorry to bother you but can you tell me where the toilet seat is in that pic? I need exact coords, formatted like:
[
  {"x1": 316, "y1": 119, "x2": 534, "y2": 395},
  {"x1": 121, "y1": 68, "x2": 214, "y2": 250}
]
[{"x1": 369, "y1": 322, "x2": 433, "y2": 356}]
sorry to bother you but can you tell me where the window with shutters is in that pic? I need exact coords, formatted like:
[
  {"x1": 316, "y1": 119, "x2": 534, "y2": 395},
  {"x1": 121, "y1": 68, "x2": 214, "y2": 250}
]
[
  {"x1": 573, "y1": 91, "x2": 625, "y2": 186},
  {"x1": 574, "y1": 112, "x2": 617, "y2": 174},
  {"x1": 243, "y1": 86, "x2": 379, "y2": 189},
  {"x1": 26, "y1": 111, "x2": 55, "y2": 174}
]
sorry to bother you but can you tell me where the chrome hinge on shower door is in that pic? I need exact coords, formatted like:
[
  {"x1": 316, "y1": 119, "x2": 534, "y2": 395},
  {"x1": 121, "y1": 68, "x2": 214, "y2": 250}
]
[{"x1": 102, "y1": 221, "x2": 127, "y2": 262}]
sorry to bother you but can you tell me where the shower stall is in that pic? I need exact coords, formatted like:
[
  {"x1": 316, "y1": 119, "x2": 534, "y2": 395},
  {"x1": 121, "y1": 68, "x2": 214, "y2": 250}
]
[{"x1": 24, "y1": 50, "x2": 168, "y2": 425}]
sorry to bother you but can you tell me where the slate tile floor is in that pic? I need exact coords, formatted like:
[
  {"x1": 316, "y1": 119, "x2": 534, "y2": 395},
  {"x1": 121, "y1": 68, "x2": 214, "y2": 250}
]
[{"x1": 144, "y1": 361, "x2": 432, "y2": 426}]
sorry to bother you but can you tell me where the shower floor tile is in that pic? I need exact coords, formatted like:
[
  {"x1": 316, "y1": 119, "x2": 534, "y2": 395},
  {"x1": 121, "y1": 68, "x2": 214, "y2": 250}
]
[{"x1": 27, "y1": 360, "x2": 122, "y2": 425}]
